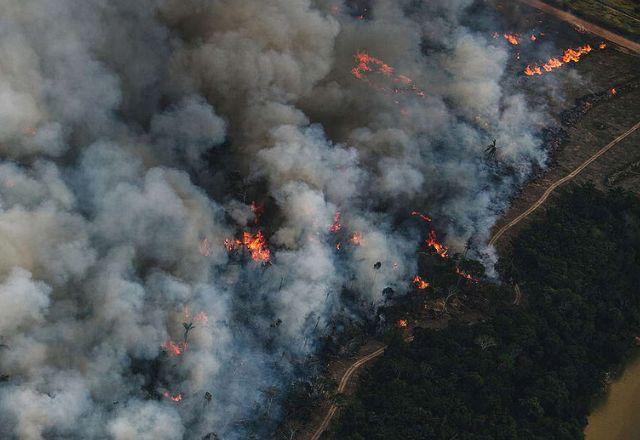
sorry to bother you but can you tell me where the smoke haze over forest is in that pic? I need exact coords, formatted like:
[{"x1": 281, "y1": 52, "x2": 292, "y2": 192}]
[{"x1": 0, "y1": 1, "x2": 547, "y2": 438}]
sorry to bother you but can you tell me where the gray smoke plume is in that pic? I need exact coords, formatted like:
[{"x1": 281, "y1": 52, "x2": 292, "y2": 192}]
[{"x1": 0, "y1": 0, "x2": 546, "y2": 438}]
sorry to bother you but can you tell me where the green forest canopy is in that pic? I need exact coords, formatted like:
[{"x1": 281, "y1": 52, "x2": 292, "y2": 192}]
[{"x1": 332, "y1": 184, "x2": 640, "y2": 440}]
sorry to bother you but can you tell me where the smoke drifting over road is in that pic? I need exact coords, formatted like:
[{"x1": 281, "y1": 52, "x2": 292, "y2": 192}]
[{"x1": 0, "y1": 0, "x2": 545, "y2": 438}]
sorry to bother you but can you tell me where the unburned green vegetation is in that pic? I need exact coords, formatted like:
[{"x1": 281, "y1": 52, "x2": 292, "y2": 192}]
[{"x1": 332, "y1": 184, "x2": 640, "y2": 439}]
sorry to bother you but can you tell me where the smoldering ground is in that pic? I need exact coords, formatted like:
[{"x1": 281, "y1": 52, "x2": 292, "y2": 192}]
[{"x1": 0, "y1": 0, "x2": 546, "y2": 438}]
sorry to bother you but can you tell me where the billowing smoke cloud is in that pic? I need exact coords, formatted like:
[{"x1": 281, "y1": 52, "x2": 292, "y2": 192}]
[{"x1": 0, "y1": 0, "x2": 546, "y2": 438}]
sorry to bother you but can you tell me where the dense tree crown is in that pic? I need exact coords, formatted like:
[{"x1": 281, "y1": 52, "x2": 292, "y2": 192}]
[{"x1": 333, "y1": 184, "x2": 640, "y2": 439}]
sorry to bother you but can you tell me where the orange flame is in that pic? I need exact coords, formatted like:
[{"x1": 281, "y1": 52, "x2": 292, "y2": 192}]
[
  {"x1": 524, "y1": 44, "x2": 593, "y2": 76},
  {"x1": 456, "y1": 267, "x2": 479, "y2": 283},
  {"x1": 412, "y1": 275, "x2": 430, "y2": 289},
  {"x1": 397, "y1": 319, "x2": 408, "y2": 328},
  {"x1": 610, "y1": 88, "x2": 617, "y2": 95},
  {"x1": 504, "y1": 33, "x2": 520, "y2": 45},
  {"x1": 163, "y1": 391, "x2": 183, "y2": 402},
  {"x1": 224, "y1": 238, "x2": 240, "y2": 252},
  {"x1": 349, "y1": 232, "x2": 363, "y2": 246},
  {"x1": 329, "y1": 212, "x2": 342, "y2": 233},
  {"x1": 563, "y1": 45, "x2": 593, "y2": 62},
  {"x1": 411, "y1": 211, "x2": 432, "y2": 222},
  {"x1": 426, "y1": 230, "x2": 448, "y2": 258},
  {"x1": 225, "y1": 231, "x2": 271, "y2": 262},
  {"x1": 530, "y1": 32, "x2": 544, "y2": 41},
  {"x1": 351, "y1": 51, "x2": 426, "y2": 98},
  {"x1": 243, "y1": 231, "x2": 270, "y2": 262},
  {"x1": 162, "y1": 340, "x2": 187, "y2": 356},
  {"x1": 351, "y1": 51, "x2": 393, "y2": 79},
  {"x1": 524, "y1": 65, "x2": 542, "y2": 76},
  {"x1": 599, "y1": 42, "x2": 607, "y2": 49}
]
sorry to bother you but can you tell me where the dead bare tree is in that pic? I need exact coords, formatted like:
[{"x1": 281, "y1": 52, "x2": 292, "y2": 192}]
[
  {"x1": 484, "y1": 139, "x2": 498, "y2": 160},
  {"x1": 475, "y1": 334, "x2": 497, "y2": 351},
  {"x1": 261, "y1": 386, "x2": 279, "y2": 416},
  {"x1": 513, "y1": 283, "x2": 523, "y2": 305},
  {"x1": 183, "y1": 322, "x2": 194, "y2": 344},
  {"x1": 443, "y1": 286, "x2": 460, "y2": 313}
]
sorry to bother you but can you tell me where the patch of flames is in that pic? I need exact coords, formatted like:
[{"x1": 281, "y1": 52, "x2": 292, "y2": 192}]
[
  {"x1": 412, "y1": 275, "x2": 430, "y2": 289},
  {"x1": 456, "y1": 267, "x2": 479, "y2": 283},
  {"x1": 524, "y1": 44, "x2": 593, "y2": 76},
  {"x1": 329, "y1": 212, "x2": 342, "y2": 233},
  {"x1": 225, "y1": 230, "x2": 271, "y2": 262},
  {"x1": 351, "y1": 51, "x2": 393, "y2": 79},
  {"x1": 503, "y1": 33, "x2": 520, "y2": 45},
  {"x1": 530, "y1": 32, "x2": 544, "y2": 41},
  {"x1": 427, "y1": 229, "x2": 448, "y2": 258},
  {"x1": 163, "y1": 391, "x2": 183, "y2": 402},
  {"x1": 351, "y1": 51, "x2": 426, "y2": 98},
  {"x1": 162, "y1": 340, "x2": 187, "y2": 356},
  {"x1": 243, "y1": 231, "x2": 270, "y2": 262},
  {"x1": 411, "y1": 211, "x2": 432, "y2": 222}
]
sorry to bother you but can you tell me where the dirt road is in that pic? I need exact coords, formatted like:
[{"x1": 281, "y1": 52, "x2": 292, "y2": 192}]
[
  {"x1": 307, "y1": 5, "x2": 640, "y2": 436},
  {"x1": 516, "y1": 0, "x2": 640, "y2": 54},
  {"x1": 309, "y1": 345, "x2": 387, "y2": 440},
  {"x1": 308, "y1": 335, "x2": 415, "y2": 440},
  {"x1": 307, "y1": 120, "x2": 640, "y2": 440},
  {"x1": 490, "y1": 120, "x2": 640, "y2": 246}
]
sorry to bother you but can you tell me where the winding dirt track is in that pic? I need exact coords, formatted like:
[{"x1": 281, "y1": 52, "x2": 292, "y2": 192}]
[
  {"x1": 309, "y1": 346, "x2": 387, "y2": 440},
  {"x1": 490, "y1": 120, "x2": 640, "y2": 246},
  {"x1": 308, "y1": 336, "x2": 414, "y2": 439},
  {"x1": 307, "y1": 4, "x2": 640, "y2": 437},
  {"x1": 307, "y1": 123, "x2": 640, "y2": 440}
]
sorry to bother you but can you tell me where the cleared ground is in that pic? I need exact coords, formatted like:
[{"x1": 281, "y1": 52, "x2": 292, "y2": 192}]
[
  {"x1": 492, "y1": 1, "x2": 640, "y2": 251},
  {"x1": 293, "y1": 2, "x2": 640, "y2": 438},
  {"x1": 547, "y1": 0, "x2": 640, "y2": 37}
]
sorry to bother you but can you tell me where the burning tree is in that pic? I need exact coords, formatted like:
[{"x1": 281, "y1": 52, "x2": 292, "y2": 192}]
[
  {"x1": 412, "y1": 275, "x2": 430, "y2": 290},
  {"x1": 225, "y1": 230, "x2": 271, "y2": 263}
]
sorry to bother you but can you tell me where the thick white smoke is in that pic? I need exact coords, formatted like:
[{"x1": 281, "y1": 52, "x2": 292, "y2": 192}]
[{"x1": 0, "y1": 0, "x2": 546, "y2": 438}]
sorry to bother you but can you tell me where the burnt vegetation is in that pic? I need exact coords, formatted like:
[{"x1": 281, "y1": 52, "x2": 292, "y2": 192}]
[
  {"x1": 332, "y1": 184, "x2": 640, "y2": 439},
  {"x1": 540, "y1": 76, "x2": 640, "y2": 163}
]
